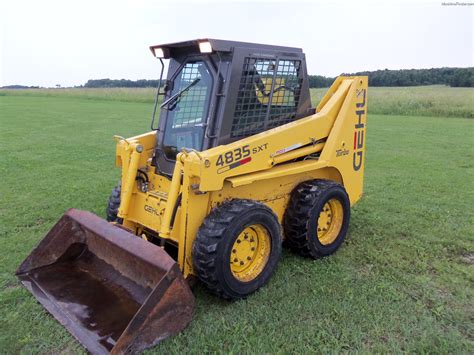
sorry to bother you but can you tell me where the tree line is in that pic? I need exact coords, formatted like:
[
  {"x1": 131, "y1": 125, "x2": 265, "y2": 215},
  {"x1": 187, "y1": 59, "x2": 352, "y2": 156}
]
[
  {"x1": 3, "y1": 67, "x2": 471, "y2": 90},
  {"x1": 309, "y1": 67, "x2": 473, "y2": 88},
  {"x1": 1, "y1": 85, "x2": 40, "y2": 89},
  {"x1": 84, "y1": 67, "x2": 472, "y2": 89},
  {"x1": 83, "y1": 78, "x2": 162, "y2": 88}
]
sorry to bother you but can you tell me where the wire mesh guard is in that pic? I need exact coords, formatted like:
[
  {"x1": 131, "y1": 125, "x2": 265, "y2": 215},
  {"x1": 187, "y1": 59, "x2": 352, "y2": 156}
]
[
  {"x1": 171, "y1": 61, "x2": 212, "y2": 128},
  {"x1": 231, "y1": 58, "x2": 302, "y2": 138},
  {"x1": 163, "y1": 61, "x2": 212, "y2": 152}
]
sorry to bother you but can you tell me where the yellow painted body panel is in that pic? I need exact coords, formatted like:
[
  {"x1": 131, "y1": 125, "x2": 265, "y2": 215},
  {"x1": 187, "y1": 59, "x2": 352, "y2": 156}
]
[{"x1": 114, "y1": 76, "x2": 368, "y2": 278}]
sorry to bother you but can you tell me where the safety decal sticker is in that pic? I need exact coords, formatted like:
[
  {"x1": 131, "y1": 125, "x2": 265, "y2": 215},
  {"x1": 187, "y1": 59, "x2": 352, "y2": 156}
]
[{"x1": 273, "y1": 143, "x2": 303, "y2": 156}]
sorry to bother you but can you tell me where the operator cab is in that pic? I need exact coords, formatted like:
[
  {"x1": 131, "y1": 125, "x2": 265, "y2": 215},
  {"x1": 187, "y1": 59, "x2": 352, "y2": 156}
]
[{"x1": 149, "y1": 39, "x2": 311, "y2": 176}]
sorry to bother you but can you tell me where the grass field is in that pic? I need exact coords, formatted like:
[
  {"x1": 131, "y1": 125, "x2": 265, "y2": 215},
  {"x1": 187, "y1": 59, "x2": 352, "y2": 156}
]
[
  {"x1": 0, "y1": 86, "x2": 473, "y2": 353},
  {"x1": 2, "y1": 85, "x2": 473, "y2": 118}
]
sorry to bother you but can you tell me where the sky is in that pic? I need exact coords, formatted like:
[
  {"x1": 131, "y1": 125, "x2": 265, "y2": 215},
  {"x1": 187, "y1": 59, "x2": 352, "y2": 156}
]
[{"x1": 0, "y1": 0, "x2": 472, "y2": 87}]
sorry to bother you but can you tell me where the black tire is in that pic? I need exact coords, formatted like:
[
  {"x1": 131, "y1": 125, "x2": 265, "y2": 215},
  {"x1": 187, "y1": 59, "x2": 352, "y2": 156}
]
[
  {"x1": 284, "y1": 179, "x2": 350, "y2": 258},
  {"x1": 192, "y1": 199, "x2": 282, "y2": 300},
  {"x1": 106, "y1": 183, "x2": 122, "y2": 223}
]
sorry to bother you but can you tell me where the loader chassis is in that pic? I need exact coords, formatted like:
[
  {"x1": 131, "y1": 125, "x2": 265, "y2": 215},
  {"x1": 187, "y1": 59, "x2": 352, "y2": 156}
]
[
  {"x1": 17, "y1": 39, "x2": 367, "y2": 353},
  {"x1": 116, "y1": 71, "x2": 367, "y2": 279}
]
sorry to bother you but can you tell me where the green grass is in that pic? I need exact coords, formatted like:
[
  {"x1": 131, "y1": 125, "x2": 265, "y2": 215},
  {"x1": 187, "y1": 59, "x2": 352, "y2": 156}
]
[
  {"x1": 310, "y1": 85, "x2": 474, "y2": 118},
  {"x1": 0, "y1": 87, "x2": 158, "y2": 104},
  {"x1": 2, "y1": 84, "x2": 473, "y2": 118},
  {"x1": 0, "y1": 89, "x2": 473, "y2": 353}
]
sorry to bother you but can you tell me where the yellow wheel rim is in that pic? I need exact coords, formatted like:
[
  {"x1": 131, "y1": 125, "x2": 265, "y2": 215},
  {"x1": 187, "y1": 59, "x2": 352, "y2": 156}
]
[
  {"x1": 317, "y1": 198, "x2": 344, "y2": 245},
  {"x1": 230, "y1": 224, "x2": 271, "y2": 282}
]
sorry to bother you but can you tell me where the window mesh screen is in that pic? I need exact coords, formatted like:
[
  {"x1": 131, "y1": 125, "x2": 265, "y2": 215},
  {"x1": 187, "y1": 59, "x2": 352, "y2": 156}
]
[
  {"x1": 267, "y1": 60, "x2": 302, "y2": 128},
  {"x1": 231, "y1": 58, "x2": 302, "y2": 138},
  {"x1": 162, "y1": 60, "x2": 213, "y2": 157},
  {"x1": 172, "y1": 62, "x2": 211, "y2": 128}
]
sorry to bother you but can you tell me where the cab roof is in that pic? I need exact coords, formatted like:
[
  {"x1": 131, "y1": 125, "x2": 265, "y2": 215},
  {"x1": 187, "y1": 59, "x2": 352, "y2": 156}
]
[{"x1": 149, "y1": 38, "x2": 303, "y2": 56}]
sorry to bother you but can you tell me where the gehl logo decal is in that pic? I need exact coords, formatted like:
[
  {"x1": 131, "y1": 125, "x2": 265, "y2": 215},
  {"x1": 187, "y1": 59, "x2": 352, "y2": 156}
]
[
  {"x1": 353, "y1": 89, "x2": 366, "y2": 171},
  {"x1": 144, "y1": 204, "x2": 160, "y2": 216}
]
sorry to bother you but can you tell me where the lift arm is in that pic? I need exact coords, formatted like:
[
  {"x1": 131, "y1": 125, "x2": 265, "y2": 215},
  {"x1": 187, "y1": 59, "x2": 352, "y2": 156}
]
[{"x1": 182, "y1": 76, "x2": 367, "y2": 192}]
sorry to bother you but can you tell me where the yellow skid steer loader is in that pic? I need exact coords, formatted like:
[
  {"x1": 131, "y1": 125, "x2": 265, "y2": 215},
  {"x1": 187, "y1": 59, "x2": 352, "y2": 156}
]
[{"x1": 17, "y1": 39, "x2": 368, "y2": 354}]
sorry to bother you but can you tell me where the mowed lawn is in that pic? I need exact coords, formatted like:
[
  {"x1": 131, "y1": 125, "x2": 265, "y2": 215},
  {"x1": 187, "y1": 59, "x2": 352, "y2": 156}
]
[{"x1": 0, "y1": 87, "x2": 473, "y2": 353}]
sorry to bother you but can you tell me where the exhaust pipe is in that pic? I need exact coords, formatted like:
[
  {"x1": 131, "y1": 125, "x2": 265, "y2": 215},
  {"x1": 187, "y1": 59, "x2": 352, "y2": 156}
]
[{"x1": 16, "y1": 209, "x2": 194, "y2": 354}]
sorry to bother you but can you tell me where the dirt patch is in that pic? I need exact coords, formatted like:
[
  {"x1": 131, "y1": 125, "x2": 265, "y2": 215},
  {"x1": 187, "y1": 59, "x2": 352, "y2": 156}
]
[{"x1": 460, "y1": 253, "x2": 474, "y2": 265}]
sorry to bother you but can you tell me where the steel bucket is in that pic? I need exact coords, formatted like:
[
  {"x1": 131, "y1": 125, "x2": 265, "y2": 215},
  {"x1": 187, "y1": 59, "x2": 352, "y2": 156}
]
[{"x1": 16, "y1": 209, "x2": 195, "y2": 354}]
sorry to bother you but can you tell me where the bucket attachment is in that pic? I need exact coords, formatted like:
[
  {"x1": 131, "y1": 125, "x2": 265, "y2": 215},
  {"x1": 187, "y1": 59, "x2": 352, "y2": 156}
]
[{"x1": 16, "y1": 209, "x2": 195, "y2": 354}]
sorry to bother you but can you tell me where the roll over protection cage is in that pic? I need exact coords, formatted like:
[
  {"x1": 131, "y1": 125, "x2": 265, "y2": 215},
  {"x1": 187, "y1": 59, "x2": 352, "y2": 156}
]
[{"x1": 149, "y1": 38, "x2": 312, "y2": 176}]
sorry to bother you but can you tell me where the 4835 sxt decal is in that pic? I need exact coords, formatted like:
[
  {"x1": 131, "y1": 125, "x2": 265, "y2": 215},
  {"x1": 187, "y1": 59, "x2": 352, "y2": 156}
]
[{"x1": 216, "y1": 143, "x2": 268, "y2": 174}]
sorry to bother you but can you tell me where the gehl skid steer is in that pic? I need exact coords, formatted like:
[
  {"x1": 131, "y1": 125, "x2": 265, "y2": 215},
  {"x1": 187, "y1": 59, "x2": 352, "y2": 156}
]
[{"x1": 17, "y1": 39, "x2": 368, "y2": 354}]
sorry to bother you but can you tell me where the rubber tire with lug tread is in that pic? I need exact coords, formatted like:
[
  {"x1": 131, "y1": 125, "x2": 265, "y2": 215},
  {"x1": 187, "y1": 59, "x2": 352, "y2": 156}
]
[
  {"x1": 192, "y1": 199, "x2": 282, "y2": 300},
  {"x1": 284, "y1": 179, "x2": 350, "y2": 258},
  {"x1": 106, "y1": 182, "x2": 122, "y2": 223}
]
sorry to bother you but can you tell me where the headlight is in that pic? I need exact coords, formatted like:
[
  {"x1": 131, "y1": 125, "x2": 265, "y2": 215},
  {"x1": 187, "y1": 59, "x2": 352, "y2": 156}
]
[
  {"x1": 198, "y1": 41, "x2": 212, "y2": 53},
  {"x1": 151, "y1": 47, "x2": 169, "y2": 58}
]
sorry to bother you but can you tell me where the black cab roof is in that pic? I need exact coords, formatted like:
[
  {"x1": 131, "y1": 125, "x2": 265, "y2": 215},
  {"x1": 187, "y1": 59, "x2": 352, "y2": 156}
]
[{"x1": 149, "y1": 38, "x2": 303, "y2": 56}]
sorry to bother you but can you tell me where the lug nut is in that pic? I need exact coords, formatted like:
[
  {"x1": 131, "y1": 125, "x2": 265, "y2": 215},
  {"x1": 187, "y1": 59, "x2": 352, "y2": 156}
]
[
  {"x1": 240, "y1": 261, "x2": 244, "y2": 265},
  {"x1": 251, "y1": 247, "x2": 255, "y2": 251},
  {"x1": 232, "y1": 249, "x2": 236, "y2": 253},
  {"x1": 247, "y1": 256, "x2": 251, "y2": 261},
  {"x1": 236, "y1": 239, "x2": 241, "y2": 244},
  {"x1": 234, "y1": 258, "x2": 238, "y2": 262}
]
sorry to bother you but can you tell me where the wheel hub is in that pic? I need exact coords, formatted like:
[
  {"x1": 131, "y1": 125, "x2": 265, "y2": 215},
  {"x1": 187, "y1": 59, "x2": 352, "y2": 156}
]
[
  {"x1": 230, "y1": 224, "x2": 270, "y2": 282},
  {"x1": 317, "y1": 198, "x2": 344, "y2": 245}
]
